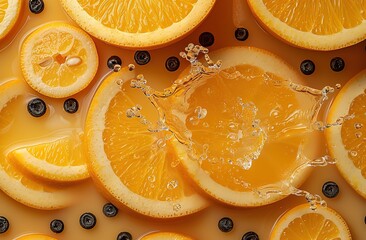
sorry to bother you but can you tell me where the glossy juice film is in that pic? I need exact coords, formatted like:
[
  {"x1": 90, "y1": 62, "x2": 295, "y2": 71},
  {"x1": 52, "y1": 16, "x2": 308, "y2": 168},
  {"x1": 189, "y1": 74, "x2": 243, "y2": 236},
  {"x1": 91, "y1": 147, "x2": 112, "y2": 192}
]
[{"x1": 0, "y1": 0, "x2": 365, "y2": 239}]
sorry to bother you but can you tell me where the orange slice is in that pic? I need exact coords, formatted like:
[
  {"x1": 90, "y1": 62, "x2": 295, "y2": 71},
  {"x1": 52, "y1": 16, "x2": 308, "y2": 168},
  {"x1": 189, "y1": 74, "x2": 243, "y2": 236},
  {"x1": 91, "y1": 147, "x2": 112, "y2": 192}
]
[
  {"x1": 172, "y1": 46, "x2": 321, "y2": 206},
  {"x1": 140, "y1": 232, "x2": 193, "y2": 240},
  {"x1": 20, "y1": 22, "x2": 98, "y2": 98},
  {"x1": 0, "y1": 0, "x2": 22, "y2": 40},
  {"x1": 9, "y1": 131, "x2": 89, "y2": 183},
  {"x1": 0, "y1": 79, "x2": 76, "y2": 209},
  {"x1": 60, "y1": 0, "x2": 216, "y2": 49},
  {"x1": 14, "y1": 234, "x2": 57, "y2": 240},
  {"x1": 270, "y1": 204, "x2": 352, "y2": 239},
  {"x1": 85, "y1": 68, "x2": 208, "y2": 218},
  {"x1": 247, "y1": 0, "x2": 366, "y2": 50},
  {"x1": 325, "y1": 69, "x2": 366, "y2": 198}
]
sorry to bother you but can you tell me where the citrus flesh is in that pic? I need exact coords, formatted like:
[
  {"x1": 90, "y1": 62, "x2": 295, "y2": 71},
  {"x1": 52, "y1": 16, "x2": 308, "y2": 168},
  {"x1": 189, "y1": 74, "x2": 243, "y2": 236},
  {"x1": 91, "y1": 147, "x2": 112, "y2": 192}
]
[
  {"x1": 270, "y1": 204, "x2": 352, "y2": 240},
  {"x1": 9, "y1": 132, "x2": 89, "y2": 183},
  {"x1": 14, "y1": 234, "x2": 57, "y2": 240},
  {"x1": 20, "y1": 22, "x2": 98, "y2": 98},
  {"x1": 326, "y1": 69, "x2": 366, "y2": 198},
  {"x1": 85, "y1": 68, "x2": 208, "y2": 218},
  {"x1": 140, "y1": 232, "x2": 193, "y2": 240},
  {"x1": 172, "y1": 47, "x2": 321, "y2": 206},
  {"x1": 60, "y1": 0, "x2": 216, "y2": 49},
  {"x1": 0, "y1": 79, "x2": 76, "y2": 209},
  {"x1": 247, "y1": 0, "x2": 366, "y2": 50},
  {"x1": 0, "y1": 0, "x2": 22, "y2": 40}
]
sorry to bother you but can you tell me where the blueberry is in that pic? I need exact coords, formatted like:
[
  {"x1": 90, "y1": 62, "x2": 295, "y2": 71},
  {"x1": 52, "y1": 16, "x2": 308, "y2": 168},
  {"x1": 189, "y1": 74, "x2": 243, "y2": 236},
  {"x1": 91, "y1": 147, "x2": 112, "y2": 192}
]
[
  {"x1": 242, "y1": 231, "x2": 259, "y2": 240},
  {"x1": 79, "y1": 212, "x2": 96, "y2": 229},
  {"x1": 134, "y1": 51, "x2": 151, "y2": 65},
  {"x1": 117, "y1": 231, "x2": 132, "y2": 240},
  {"x1": 322, "y1": 181, "x2": 339, "y2": 198},
  {"x1": 63, "y1": 98, "x2": 79, "y2": 113},
  {"x1": 165, "y1": 56, "x2": 180, "y2": 72},
  {"x1": 29, "y1": 0, "x2": 44, "y2": 14},
  {"x1": 300, "y1": 60, "x2": 315, "y2": 75},
  {"x1": 235, "y1": 28, "x2": 249, "y2": 41},
  {"x1": 218, "y1": 217, "x2": 234, "y2": 232},
  {"x1": 27, "y1": 98, "x2": 46, "y2": 117},
  {"x1": 199, "y1": 32, "x2": 215, "y2": 47},
  {"x1": 330, "y1": 57, "x2": 345, "y2": 72},
  {"x1": 107, "y1": 56, "x2": 122, "y2": 71},
  {"x1": 0, "y1": 216, "x2": 9, "y2": 234},
  {"x1": 50, "y1": 219, "x2": 64, "y2": 233},
  {"x1": 103, "y1": 203, "x2": 118, "y2": 217}
]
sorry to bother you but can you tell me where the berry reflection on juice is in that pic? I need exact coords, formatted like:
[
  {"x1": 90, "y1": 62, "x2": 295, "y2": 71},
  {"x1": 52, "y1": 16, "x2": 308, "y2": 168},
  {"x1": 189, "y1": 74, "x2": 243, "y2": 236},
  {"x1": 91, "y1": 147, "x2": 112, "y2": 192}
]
[{"x1": 0, "y1": 0, "x2": 365, "y2": 240}]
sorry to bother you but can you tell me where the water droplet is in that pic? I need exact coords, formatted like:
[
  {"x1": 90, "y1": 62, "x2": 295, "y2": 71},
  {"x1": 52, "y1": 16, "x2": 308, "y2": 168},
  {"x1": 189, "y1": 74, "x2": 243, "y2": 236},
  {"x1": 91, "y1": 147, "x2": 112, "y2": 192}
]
[
  {"x1": 195, "y1": 106, "x2": 207, "y2": 119},
  {"x1": 167, "y1": 180, "x2": 178, "y2": 190},
  {"x1": 133, "y1": 153, "x2": 140, "y2": 159},
  {"x1": 173, "y1": 203, "x2": 181, "y2": 212},
  {"x1": 148, "y1": 175, "x2": 156, "y2": 183},
  {"x1": 350, "y1": 151, "x2": 358, "y2": 157},
  {"x1": 335, "y1": 83, "x2": 341, "y2": 89},
  {"x1": 156, "y1": 138, "x2": 166, "y2": 148},
  {"x1": 128, "y1": 64, "x2": 135, "y2": 71},
  {"x1": 354, "y1": 123, "x2": 363, "y2": 129},
  {"x1": 171, "y1": 160, "x2": 180, "y2": 168},
  {"x1": 355, "y1": 132, "x2": 362, "y2": 138}
]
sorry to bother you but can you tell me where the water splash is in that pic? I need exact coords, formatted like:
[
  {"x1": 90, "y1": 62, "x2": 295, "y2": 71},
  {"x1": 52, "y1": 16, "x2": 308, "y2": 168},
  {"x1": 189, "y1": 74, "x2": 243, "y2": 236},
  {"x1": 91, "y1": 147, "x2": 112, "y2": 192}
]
[{"x1": 118, "y1": 44, "x2": 341, "y2": 208}]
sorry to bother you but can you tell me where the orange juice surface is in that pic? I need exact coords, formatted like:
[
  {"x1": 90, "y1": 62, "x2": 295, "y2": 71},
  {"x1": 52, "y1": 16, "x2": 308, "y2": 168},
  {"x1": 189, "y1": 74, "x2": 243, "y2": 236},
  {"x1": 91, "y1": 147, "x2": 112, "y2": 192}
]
[{"x1": 0, "y1": 0, "x2": 365, "y2": 240}]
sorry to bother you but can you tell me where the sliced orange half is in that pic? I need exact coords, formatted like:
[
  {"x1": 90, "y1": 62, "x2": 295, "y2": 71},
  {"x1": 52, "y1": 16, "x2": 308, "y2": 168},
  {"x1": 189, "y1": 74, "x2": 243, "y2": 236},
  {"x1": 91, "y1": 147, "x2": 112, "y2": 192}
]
[
  {"x1": 172, "y1": 46, "x2": 322, "y2": 206},
  {"x1": 0, "y1": 0, "x2": 22, "y2": 40},
  {"x1": 0, "y1": 79, "x2": 76, "y2": 209},
  {"x1": 140, "y1": 232, "x2": 193, "y2": 240},
  {"x1": 270, "y1": 204, "x2": 352, "y2": 239},
  {"x1": 326, "y1": 69, "x2": 366, "y2": 198},
  {"x1": 20, "y1": 22, "x2": 98, "y2": 98},
  {"x1": 247, "y1": 0, "x2": 366, "y2": 50},
  {"x1": 60, "y1": 0, "x2": 216, "y2": 49},
  {"x1": 85, "y1": 68, "x2": 208, "y2": 218},
  {"x1": 9, "y1": 131, "x2": 89, "y2": 183}
]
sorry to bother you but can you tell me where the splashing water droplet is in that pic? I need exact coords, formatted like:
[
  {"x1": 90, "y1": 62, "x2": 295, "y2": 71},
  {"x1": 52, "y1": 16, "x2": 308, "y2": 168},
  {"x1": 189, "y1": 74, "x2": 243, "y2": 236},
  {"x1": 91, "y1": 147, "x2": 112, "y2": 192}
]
[
  {"x1": 354, "y1": 123, "x2": 363, "y2": 129},
  {"x1": 167, "y1": 180, "x2": 179, "y2": 190},
  {"x1": 128, "y1": 64, "x2": 135, "y2": 71}
]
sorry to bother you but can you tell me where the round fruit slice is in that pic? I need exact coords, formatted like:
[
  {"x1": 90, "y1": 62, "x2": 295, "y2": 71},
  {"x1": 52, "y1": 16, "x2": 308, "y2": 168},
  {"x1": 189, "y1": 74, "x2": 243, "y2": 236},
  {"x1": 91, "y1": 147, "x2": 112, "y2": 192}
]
[
  {"x1": 0, "y1": 0, "x2": 22, "y2": 40},
  {"x1": 172, "y1": 46, "x2": 322, "y2": 206},
  {"x1": 326, "y1": 69, "x2": 366, "y2": 198},
  {"x1": 140, "y1": 232, "x2": 193, "y2": 240},
  {"x1": 0, "y1": 79, "x2": 76, "y2": 209},
  {"x1": 85, "y1": 68, "x2": 208, "y2": 218},
  {"x1": 14, "y1": 234, "x2": 57, "y2": 240},
  {"x1": 247, "y1": 0, "x2": 366, "y2": 50},
  {"x1": 270, "y1": 204, "x2": 352, "y2": 239},
  {"x1": 9, "y1": 132, "x2": 89, "y2": 183},
  {"x1": 60, "y1": 0, "x2": 216, "y2": 49},
  {"x1": 20, "y1": 22, "x2": 98, "y2": 98}
]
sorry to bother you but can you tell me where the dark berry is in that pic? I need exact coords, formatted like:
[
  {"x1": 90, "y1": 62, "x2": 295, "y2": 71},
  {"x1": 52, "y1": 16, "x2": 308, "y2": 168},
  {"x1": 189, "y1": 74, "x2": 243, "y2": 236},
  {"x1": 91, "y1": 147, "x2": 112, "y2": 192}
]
[
  {"x1": 199, "y1": 32, "x2": 215, "y2": 47},
  {"x1": 300, "y1": 60, "x2": 315, "y2": 75},
  {"x1": 322, "y1": 181, "x2": 339, "y2": 198},
  {"x1": 235, "y1": 28, "x2": 249, "y2": 41},
  {"x1": 103, "y1": 203, "x2": 118, "y2": 217},
  {"x1": 218, "y1": 217, "x2": 234, "y2": 232},
  {"x1": 134, "y1": 51, "x2": 151, "y2": 65},
  {"x1": 117, "y1": 231, "x2": 132, "y2": 240},
  {"x1": 27, "y1": 98, "x2": 46, "y2": 117},
  {"x1": 0, "y1": 216, "x2": 9, "y2": 234},
  {"x1": 330, "y1": 57, "x2": 345, "y2": 72},
  {"x1": 50, "y1": 219, "x2": 64, "y2": 233},
  {"x1": 242, "y1": 231, "x2": 259, "y2": 240},
  {"x1": 29, "y1": 0, "x2": 44, "y2": 14},
  {"x1": 79, "y1": 212, "x2": 96, "y2": 229},
  {"x1": 63, "y1": 98, "x2": 79, "y2": 113},
  {"x1": 165, "y1": 56, "x2": 180, "y2": 72},
  {"x1": 107, "y1": 56, "x2": 122, "y2": 70}
]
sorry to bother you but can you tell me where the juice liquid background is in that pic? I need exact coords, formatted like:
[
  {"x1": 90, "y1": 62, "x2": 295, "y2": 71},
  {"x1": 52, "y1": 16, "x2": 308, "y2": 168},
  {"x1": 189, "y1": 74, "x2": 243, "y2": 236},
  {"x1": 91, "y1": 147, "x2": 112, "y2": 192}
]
[{"x1": 0, "y1": 0, "x2": 365, "y2": 239}]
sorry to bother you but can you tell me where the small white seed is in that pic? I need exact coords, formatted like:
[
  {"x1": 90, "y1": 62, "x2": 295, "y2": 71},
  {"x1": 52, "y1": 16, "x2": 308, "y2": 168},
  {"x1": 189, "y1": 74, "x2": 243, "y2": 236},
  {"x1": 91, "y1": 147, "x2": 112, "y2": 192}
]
[{"x1": 66, "y1": 56, "x2": 82, "y2": 67}]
